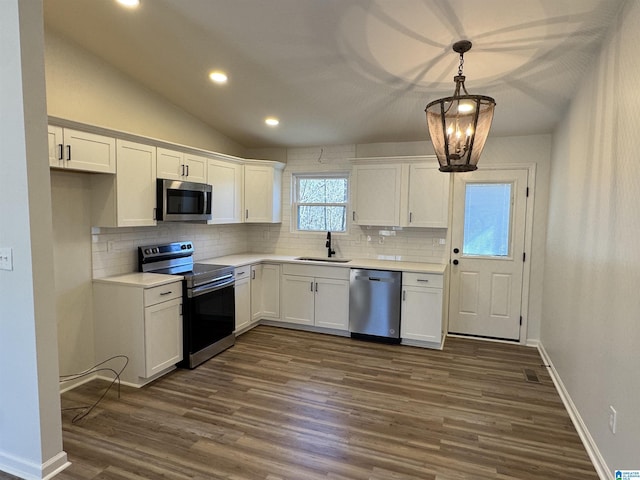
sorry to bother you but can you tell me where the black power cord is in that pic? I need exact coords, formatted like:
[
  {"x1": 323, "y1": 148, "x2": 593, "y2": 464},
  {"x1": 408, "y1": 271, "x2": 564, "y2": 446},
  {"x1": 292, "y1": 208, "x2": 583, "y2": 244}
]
[{"x1": 60, "y1": 355, "x2": 129, "y2": 423}]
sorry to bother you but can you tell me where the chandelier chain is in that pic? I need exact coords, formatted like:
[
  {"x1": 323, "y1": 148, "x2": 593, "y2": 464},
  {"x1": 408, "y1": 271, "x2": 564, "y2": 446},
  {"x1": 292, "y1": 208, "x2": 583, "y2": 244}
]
[{"x1": 458, "y1": 52, "x2": 465, "y2": 76}]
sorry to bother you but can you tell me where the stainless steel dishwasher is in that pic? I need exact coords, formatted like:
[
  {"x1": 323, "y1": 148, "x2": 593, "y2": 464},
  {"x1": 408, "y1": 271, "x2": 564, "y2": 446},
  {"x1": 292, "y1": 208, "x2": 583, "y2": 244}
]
[{"x1": 349, "y1": 269, "x2": 402, "y2": 343}]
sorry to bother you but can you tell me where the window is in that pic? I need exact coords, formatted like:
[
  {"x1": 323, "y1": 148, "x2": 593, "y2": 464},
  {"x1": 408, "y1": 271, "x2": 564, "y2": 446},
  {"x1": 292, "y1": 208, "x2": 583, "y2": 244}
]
[
  {"x1": 293, "y1": 173, "x2": 349, "y2": 232},
  {"x1": 463, "y1": 183, "x2": 512, "y2": 256}
]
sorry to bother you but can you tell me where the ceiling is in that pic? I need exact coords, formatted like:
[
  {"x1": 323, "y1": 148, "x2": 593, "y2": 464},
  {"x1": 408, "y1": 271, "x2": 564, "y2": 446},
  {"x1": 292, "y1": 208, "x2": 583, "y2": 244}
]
[{"x1": 43, "y1": 0, "x2": 624, "y2": 149}]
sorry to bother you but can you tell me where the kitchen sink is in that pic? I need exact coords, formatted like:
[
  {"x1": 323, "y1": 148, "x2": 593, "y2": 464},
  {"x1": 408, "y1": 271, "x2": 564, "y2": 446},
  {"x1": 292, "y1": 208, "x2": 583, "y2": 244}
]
[{"x1": 295, "y1": 256, "x2": 352, "y2": 263}]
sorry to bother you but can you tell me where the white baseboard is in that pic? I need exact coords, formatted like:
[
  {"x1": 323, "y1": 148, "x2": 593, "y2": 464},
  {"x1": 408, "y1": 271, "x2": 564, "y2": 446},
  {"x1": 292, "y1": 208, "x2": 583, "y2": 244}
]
[
  {"x1": 0, "y1": 450, "x2": 70, "y2": 480},
  {"x1": 537, "y1": 342, "x2": 612, "y2": 480},
  {"x1": 59, "y1": 372, "x2": 98, "y2": 393}
]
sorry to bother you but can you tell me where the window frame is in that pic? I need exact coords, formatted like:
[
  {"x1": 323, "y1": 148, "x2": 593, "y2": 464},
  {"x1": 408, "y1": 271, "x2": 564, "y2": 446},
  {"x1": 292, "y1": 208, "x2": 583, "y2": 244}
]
[{"x1": 291, "y1": 172, "x2": 350, "y2": 233}]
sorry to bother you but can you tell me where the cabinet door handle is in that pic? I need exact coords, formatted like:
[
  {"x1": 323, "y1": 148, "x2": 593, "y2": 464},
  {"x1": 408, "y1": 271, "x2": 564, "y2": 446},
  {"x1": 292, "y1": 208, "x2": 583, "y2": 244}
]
[
  {"x1": 153, "y1": 208, "x2": 157, "y2": 220},
  {"x1": 352, "y1": 211, "x2": 356, "y2": 221},
  {"x1": 409, "y1": 212, "x2": 413, "y2": 223},
  {"x1": 402, "y1": 290, "x2": 406, "y2": 301},
  {"x1": 57, "y1": 144, "x2": 64, "y2": 160},
  {"x1": 160, "y1": 291, "x2": 172, "y2": 296},
  {"x1": 315, "y1": 282, "x2": 318, "y2": 292},
  {"x1": 186, "y1": 164, "x2": 189, "y2": 176},
  {"x1": 181, "y1": 164, "x2": 185, "y2": 176},
  {"x1": 66, "y1": 145, "x2": 71, "y2": 161},
  {"x1": 310, "y1": 281, "x2": 314, "y2": 292},
  {"x1": 245, "y1": 209, "x2": 249, "y2": 219},
  {"x1": 252, "y1": 270, "x2": 256, "y2": 280}
]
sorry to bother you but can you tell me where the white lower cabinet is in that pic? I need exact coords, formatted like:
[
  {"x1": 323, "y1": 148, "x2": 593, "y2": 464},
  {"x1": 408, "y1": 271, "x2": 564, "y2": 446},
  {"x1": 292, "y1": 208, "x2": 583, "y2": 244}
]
[
  {"x1": 252, "y1": 263, "x2": 280, "y2": 321},
  {"x1": 234, "y1": 267, "x2": 252, "y2": 332},
  {"x1": 281, "y1": 264, "x2": 349, "y2": 331},
  {"x1": 235, "y1": 263, "x2": 280, "y2": 335},
  {"x1": 400, "y1": 272, "x2": 444, "y2": 347},
  {"x1": 93, "y1": 280, "x2": 183, "y2": 387}
]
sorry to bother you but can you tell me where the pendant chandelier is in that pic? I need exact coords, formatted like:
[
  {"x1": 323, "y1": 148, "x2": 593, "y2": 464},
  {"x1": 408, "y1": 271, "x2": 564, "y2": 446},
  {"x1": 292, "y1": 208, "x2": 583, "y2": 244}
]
[{"x1": 425, "y1": 40, "x2": 496, "y2": 172}]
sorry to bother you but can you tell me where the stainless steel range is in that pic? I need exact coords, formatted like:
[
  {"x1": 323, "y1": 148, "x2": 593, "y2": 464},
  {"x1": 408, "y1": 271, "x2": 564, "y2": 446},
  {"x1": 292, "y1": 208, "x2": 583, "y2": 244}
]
[{"x1": 138, "y1": 241, "x2": 235, "y2": 368}]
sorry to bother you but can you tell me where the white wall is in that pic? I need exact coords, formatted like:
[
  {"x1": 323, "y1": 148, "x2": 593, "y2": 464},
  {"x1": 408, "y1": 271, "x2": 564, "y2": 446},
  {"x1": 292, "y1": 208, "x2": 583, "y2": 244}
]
[
  {"x1": 51, "y1": 172, "x2": 95, "y2": 379},
  {"x1": 542, "y1": 0, "x2": 640, "y2": 471},
  {"x1": 0, "y1": 1, "x2": 68, "y2": 478},
  {"x1": 45, "y1": 30, "x2": 245, "y2": 157}
]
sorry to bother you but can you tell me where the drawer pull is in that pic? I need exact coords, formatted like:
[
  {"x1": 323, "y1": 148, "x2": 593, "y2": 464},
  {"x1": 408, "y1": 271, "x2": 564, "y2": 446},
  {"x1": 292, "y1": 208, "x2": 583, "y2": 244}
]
[
  {"x1": 417, "y1": 279, "x2": 430, "y2": 283},
  {"x1": 237, "y1": 271, "x2": 246, "y2": 275},
  {"x1": 159, "y1": 291, "x2": 172, "y2": 296}
]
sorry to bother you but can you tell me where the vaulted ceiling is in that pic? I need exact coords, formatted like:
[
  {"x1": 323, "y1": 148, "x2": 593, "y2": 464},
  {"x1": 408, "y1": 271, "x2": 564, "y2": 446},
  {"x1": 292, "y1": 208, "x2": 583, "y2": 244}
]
[{"x1": 44, "y1": 0, "x2": 624, "y2": 148}]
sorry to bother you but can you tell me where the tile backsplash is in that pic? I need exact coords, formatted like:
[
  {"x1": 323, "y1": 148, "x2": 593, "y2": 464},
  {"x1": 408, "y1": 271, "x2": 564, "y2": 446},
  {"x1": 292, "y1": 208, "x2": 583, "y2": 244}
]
[{"x1": 91, "y1": 223, "x2": 248, "y2": 278}]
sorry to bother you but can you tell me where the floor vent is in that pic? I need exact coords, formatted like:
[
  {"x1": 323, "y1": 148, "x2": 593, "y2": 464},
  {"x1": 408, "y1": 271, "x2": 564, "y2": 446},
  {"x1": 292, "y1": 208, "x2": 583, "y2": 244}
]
[{"x1": 523, "y1": 368, "x2": 540, "y2": 383}]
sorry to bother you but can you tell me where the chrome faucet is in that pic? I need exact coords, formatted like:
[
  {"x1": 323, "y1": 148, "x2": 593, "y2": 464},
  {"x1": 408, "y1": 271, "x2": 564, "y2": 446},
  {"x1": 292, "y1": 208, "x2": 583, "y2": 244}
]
[{"x1": 326, "y1": 231, "x2": 336, "y2": 258}]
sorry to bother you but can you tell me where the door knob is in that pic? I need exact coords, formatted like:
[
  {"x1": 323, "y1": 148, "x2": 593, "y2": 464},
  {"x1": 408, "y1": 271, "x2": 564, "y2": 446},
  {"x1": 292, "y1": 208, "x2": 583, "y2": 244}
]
[
  {"x1": 453, "y1": 248, "x2": 460, "y2": 254},
  {"x1": 452, "y1": 259, "x2": 459, "y2": 265}
]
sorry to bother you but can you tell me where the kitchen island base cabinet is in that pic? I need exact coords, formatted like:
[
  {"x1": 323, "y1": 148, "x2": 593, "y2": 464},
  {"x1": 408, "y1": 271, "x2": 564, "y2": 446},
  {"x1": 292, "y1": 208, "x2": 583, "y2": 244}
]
[
  {"x1": 93, "y1": 280, "x2": 183, "y2": 387},
  {"x1": 400, "y1": 272, "x2": 444, "y2": 349},
  {"x1": 280, "y1": 264, "x2": 349, "y2": 332}
]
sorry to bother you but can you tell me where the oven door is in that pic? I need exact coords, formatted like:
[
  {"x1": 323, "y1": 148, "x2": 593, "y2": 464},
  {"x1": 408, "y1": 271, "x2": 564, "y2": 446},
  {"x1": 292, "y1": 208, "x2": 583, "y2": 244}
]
[{"x1": 181, "y1": 277, "x2": 235, "y2": 368}]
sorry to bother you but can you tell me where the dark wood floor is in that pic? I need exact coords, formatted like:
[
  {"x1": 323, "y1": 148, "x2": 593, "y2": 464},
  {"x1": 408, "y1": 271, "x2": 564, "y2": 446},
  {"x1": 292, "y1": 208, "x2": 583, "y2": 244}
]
[{"x1": 10, "y1": 326, "x2": 599, "y2": 480}]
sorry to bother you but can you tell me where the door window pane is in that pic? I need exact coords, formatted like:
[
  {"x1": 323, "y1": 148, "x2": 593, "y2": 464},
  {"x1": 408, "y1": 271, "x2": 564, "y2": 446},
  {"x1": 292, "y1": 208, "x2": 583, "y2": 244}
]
[{"x1": 463, "y1": 183, "x2": 512, "y2": 256}]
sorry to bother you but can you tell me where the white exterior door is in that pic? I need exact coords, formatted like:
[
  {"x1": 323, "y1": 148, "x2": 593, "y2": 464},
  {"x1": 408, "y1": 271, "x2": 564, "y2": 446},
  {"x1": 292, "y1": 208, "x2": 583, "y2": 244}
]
[{"x1": 449, "y1": 169, "x2": 528, "y2": 340}]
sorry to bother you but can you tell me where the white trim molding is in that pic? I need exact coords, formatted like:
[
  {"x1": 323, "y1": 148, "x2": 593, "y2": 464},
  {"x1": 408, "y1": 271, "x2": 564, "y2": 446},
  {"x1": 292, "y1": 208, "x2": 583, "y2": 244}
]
[{"x1": 537, "y1": 342, "x2": 612, "y2": 480}]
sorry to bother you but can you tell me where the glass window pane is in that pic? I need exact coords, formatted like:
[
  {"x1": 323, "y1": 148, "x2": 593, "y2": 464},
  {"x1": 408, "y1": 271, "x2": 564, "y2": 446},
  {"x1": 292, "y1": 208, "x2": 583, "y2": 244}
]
[
  {"x1": 463, "y1": 183, "x2": 512, "y2": 256},
  {"x1": 298, "y1": 206, "x2": 346, "y2": 231},
  {"x1": 298, "y1": 178, "x2": 348, "y2": 203},
  {"x1": 324, "y1": 178, "x2": 348, "y2": 202}
]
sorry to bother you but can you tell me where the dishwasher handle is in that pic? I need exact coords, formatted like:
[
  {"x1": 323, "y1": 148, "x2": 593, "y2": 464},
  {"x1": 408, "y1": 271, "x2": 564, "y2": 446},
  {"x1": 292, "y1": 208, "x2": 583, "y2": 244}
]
[{"x1": 353, "y1": 275, "x2": 396, "y2": 283}]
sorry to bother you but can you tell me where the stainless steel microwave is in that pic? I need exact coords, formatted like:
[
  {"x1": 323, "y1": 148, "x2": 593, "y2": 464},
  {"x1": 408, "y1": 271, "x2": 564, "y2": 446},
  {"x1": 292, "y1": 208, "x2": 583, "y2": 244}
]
[{"x1": 156, "y1": 179, "x2": 212, "y2": 222}]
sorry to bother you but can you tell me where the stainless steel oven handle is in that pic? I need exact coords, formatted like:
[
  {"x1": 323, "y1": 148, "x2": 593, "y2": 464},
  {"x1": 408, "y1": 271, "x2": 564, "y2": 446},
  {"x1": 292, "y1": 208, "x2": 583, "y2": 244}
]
[{"x1": 187, "y1": 277, "x2": 234, "y2": 298}]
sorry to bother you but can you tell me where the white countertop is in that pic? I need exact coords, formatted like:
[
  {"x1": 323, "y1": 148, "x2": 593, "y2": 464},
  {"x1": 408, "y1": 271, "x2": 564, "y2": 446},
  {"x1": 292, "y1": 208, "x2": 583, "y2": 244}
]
[
  {"x1": 199, "y1": 253, "x2": 447, "y2": 274},
  {"x1": 93, "y1": 272, "x2": 183, "y2": 287}
]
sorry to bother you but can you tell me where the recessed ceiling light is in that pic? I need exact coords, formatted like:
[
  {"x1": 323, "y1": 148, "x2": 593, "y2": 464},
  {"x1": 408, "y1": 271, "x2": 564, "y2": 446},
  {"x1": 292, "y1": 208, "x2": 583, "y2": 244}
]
[
  {"x1": 116, "y1": 0, "x2": 140, "y2": 8},
  {"x1": 265, "y1": 117, "x2": 280, "y2": 127},
  {"x1": 209, "y1": 71, "x2": 228, "y2": 85}
]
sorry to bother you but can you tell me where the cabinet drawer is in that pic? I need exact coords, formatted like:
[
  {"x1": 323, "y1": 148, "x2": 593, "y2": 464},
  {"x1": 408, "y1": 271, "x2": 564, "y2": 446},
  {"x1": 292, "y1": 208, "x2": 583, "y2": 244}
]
[
  {"x1": 144, "y1": 282, "x2": 182, "y2": 306},
  {"x1": 234, "y1": 266, "x2": 251, "y2": 280},
  {"x1": 402, "y1": 272, "x2": 443, "y2": 289}
]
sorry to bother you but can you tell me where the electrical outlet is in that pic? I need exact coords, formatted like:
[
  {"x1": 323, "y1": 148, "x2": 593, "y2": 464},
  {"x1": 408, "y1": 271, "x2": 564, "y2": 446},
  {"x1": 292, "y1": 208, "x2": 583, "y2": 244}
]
[
  {"x1": 608, "y1": 405, "x2": 617, "y2": 434},
  {"x1": 0, "y1": 247, "x2": 13, "y2": 271}
]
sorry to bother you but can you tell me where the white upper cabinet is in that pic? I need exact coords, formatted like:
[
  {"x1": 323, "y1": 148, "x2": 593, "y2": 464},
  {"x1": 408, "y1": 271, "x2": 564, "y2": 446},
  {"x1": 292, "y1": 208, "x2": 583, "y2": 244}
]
[
  {"x1": 402, "y1": 163, "x2": 450, "y2": 228},
  {"x1": 352, "y1": 157, "x2": 450, "y2": 228},
  {"x1": 244, "y1": 163, "x2": 283, "y2": 223},
  {"x1": 352, "y1": 163, "x2": 402, "y2": 226},
  {"x1": 157, "y1": 148, "x2": 207, "y2": 184},
  {"x1": 91, "y1": 140, "x2": 157, "y2": 227},
  {"x1": 48, "y1": 125, "x2": 116, "y2": 173},
  {"x1": 207, "y1": 158, "x2": 244, "y2": 224}
]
